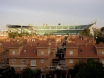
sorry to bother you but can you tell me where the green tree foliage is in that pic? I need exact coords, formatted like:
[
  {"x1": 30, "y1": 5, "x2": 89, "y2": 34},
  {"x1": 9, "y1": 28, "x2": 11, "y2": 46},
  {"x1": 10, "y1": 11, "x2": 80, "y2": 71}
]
[
  {"x1": 76, "y1": 59, "x2": 104, "y2": 78},
  {"x1": 96, "y1": 36, "x2": 104, "y2": 44},
  {"x1": 68, "y1": 63, "x2": 85, "y2": 78},
  {"x1": 8, "y1": 32, "x2": 34, "y2": 38},
  {"x1": 34, "y1": 69, "x2": 41, "y2": 78},
  {"x1": 8, "y1": 32, "x2": 18, "y2": 38},
  {"x1": 2, "y1": 66, "x2": 16, "y2": 78},
  {"x1": 79, "y1": 28, "x2": 93, "y2": 37},
  {"x1": 22, "y1": 68, "x2": 41, "y2": 78},
  {"x1": 95, "y1": 29, "x2": 102, "y2": 37},
  {"x1": 22, "y1": 68, "x2": 34, "y2": 78},
  {"x1": 100, "y1": 27, "x2": 104, "y2": 32},
  {"x1": 94, "y1": 29, "x2": 104, "y2": 44}
]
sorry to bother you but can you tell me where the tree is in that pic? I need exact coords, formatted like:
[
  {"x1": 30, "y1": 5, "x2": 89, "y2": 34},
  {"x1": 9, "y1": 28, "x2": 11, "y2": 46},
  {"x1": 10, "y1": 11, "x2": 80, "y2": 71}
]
[
  {"x1": 2, "y1": 66, "x2": 16, "y2": 78},
  {"x1": 79, "y1": 28, "x2": 93, "y2": 37},
  {"x1": 76, "y1": 59, "x2": 104, "y2": 78},
  {"x1": 22, "y1": 68, "x2": 41, "y2": 78},
  {"x1": 8, "y1": 31, "x2": 34, "y2": 38},
  {"x1": 34, "y1": 69, "x2": 41, "y2": 78},
  {"x1": 95, "y1": 29, "x2": 102, "y2": 37},
  {"x1": 94, "y1": 29, "x2": 104, "y2": 44},
  {"x1": 68, "y1": 63, "x2": 85, "y2": 78},
  {"x1": 100, "y1": 27, "x2": 104, "y2": 32},
  {"x1": 96, "y1": 36, "x2": 104, "y2": 44},
  {"x1": 22, "y1": 68, "x2": 34, "y2": 78},
  {"x1": 8, "y1": 32, "x2": 18, "y2": 38}
]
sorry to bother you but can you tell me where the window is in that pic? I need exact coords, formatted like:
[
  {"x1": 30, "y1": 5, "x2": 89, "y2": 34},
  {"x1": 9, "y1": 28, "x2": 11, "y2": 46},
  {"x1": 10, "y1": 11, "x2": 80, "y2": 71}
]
[
  {"x1": 41, "y1": 51, "x2": 44, "y2": 55},
  {"x1": 12, "y1": 51, "x2": 15, "y2": 55},
  {"x1": 90, "y1": 50, "x2": 93, "y2": 52},
  {"x1": 102, "y1": 51, "x2": 104, "y2": 54},
  {"x1": 24, "y1": 50, "x2": 26, "y2": 53},
  {"x1": 21, "y1": 59, "x2": 25, "y2": 64},
  {"x1": 69, "y1": 59, "x2": 73, "y2": 63},
  {"x1": 69, "y1": 51, "x2": 73, "y2": 55},
  {"x1": 80, "y1": 50, "x2": 82, "y2": 52},
  {"x1": 34, "y1": 50, "x2": 36, "y2": 53},
  {"x1": 49, "y1": 43, "x2": 51, "y2": 45},
  {"x1": 30, "y1": 60, "x2": 36, "y2": 66},
  {"x1": 12, "y1": 59, "x2": 16, "y2": 63},
  {"x1": 41, "y1": 67, "x2": 45, "y2": 71},
  {"x1": 41, "y1": 59, "x2": 44, "y2": 63}
]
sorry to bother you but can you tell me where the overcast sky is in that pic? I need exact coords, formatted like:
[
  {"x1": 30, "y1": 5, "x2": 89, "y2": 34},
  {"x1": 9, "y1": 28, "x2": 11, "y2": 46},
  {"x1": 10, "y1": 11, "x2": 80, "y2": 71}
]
[{"x1": 0, "y1": 0, "x2": 104, "y2": 29}]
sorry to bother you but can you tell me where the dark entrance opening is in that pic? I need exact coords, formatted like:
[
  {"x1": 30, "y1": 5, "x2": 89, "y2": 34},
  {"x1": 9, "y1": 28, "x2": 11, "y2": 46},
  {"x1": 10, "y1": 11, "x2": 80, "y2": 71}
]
[
  {"x1": 46, "y1": 74, "x2": 54, "y2": 78},
  {"x1": 56, "y1": 74, "x2": 66, "y2": 78}
]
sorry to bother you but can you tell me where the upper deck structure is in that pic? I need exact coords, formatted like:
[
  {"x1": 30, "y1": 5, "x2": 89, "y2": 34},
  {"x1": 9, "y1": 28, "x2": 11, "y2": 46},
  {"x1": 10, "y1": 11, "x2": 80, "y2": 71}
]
[{"x1": 6, "y1": 22, "x2": 96, "y2": 35}]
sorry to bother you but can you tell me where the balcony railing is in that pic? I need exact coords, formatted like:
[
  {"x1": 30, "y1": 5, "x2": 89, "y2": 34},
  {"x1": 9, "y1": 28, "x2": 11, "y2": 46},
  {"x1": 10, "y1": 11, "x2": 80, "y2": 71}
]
[{"x1": 47, "y1": 65, "x2": 66, "y2": 70}]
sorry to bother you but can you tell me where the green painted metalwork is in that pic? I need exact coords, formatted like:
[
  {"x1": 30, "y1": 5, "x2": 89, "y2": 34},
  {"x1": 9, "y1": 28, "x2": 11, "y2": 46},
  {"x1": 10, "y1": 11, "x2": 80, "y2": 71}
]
[{"x1": 6, "y1": 23, "x2": 95, "y2": 35}]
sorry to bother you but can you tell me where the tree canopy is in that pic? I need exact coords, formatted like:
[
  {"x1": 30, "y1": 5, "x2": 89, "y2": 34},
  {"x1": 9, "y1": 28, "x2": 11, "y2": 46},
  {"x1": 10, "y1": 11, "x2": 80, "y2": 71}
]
[
  {"x1": 22, "y1": 68, "x2": 34, "y2": 78},
  {"x1": 76, "y1": 59, "x2": 104, "y2": 78},
  {"x1": 100, "y1": 27, "x2": 104, "y2": 32},
  {"x1": 96, "y1": 36, "x2": 104, "y2": 44},
  {"x1": 2, "y1": 66, "x2": 16, "y2": 78},
  {"x1": 94, "y1": 29, "x2": 102, "y2": 37},
  {"x1": 79, "y1": 28, "x2": 93, "y2": 37},
  {"x1": 94, "y1": 29, "x2": 104, "y2": 44},
  {"x1": 22, "y1": 68, "x2": 41, "y2": 78},
  {"x1": 68, "y1": 63, "x2": 85, "y2": 78},
  {"x1": 8, "y1": 31, "x2": 37, "y2": 38},
  {"x1": 34, "y1": 69, "x2": 41, "y2": 78}
]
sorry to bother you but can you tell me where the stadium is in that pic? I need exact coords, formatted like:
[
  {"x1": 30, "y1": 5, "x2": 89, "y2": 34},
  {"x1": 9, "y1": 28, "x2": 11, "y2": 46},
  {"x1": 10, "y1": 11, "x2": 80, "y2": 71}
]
[{"x1": 6, "y1": 22, "x2": 96, "y2": 35}]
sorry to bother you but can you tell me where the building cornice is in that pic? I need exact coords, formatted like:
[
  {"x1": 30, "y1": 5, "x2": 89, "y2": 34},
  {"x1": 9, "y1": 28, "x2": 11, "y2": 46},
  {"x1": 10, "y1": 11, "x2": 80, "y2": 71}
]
[{"x1": 66, "y1": 47, "x2": 78, "y2": 48}]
